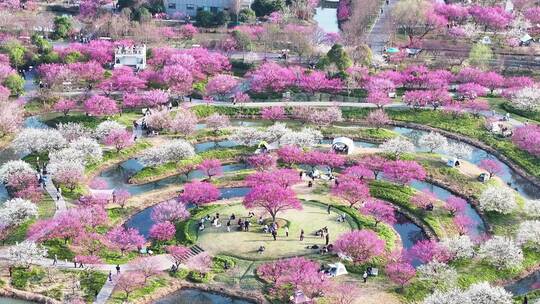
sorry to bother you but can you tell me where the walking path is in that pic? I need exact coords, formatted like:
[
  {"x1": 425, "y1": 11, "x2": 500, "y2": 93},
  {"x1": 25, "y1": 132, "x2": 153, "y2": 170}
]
[
  {"x1": 43, "y1": 175, "x2": 67, "y2": 215},
  {"x1": 366, "y1": 0, "x2": 398, "y2": 55}
]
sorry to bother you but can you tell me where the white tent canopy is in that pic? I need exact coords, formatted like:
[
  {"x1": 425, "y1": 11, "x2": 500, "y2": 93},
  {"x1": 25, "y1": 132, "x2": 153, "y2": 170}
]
[
  {"x1": 290, "y1": 290, "x2": 311, "y2": 304},
  {"x1": 332, "y1": 137, "x2": 355, "y2": 155},
  {"x1": 327, "y1": 262, "x2": 348, "y2": 277}
]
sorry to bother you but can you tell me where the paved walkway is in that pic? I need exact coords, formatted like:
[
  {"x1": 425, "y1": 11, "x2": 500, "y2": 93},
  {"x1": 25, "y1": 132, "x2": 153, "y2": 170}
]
[
  {"x1": 43, "y1": 175, "x2": 67, "y2": 215},
  {"x1": 366, "y1": 0, "x2": 399, "y2": 55}
]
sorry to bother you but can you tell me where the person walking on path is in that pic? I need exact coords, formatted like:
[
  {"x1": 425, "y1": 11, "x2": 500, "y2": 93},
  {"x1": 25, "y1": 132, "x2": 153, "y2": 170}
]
[
  {"x1": 52, "y1": 254, "x2": 57, "y2": 266},
  {"x1": 108, "y1": 271, "x2": 112, "y2": 282},
  {"x1": 285, "y1": 226, "x2": 289, "y2": 237},
  {"x1": 300, "y1": 229, "x2": 304, "y2": 241},
  {"x1": 325, "y1": 233, "x2": 330, "y2": 246},
  {"x1": 363, "y1": 271, "x2": 368, "y2": 283},
  {"x1": 327, "y1": 204, "x2": 331, "y2": 214},
  {"x1": 272, "y1": 230, "x2": 277, "y2": 241},
  {"x1": 116, "y1": 264, "x2": 120, "y2": 275}
]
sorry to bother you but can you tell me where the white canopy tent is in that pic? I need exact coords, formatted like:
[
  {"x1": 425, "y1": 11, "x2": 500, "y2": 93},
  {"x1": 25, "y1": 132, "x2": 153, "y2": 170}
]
[
  {"x1": 327, "y1": 262, "x2": 348, "y2": 277},
  {"x1": 332, "y1": 137, "x2": 355, "y2": 155}
]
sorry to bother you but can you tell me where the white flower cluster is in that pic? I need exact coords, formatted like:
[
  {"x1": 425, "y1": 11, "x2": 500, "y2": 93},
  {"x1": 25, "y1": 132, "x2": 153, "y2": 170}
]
[
  {"x1": 423, "y1": 282, "x2": 513, "y2": 304},
  {"x1": 139, "y1": 139, "x2": 195, "y2": 166},
  {"x1": 478, "y1": 186, "x2": 517, "y2": 214},
  {"x1": 478, "y1": 236, "x2": 523, "y2": 269},
  {"x1": 0, "y1": 198, "x2": 38, "y2": 227}
]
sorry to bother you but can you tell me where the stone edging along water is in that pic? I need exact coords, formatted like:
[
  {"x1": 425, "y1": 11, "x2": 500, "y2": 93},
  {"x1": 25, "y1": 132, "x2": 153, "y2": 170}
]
[
  {"x1": 424, "y1": 177, "x2": 493, "y2": 235},
  {"x1": 0, "y1": 287, "x2": 60, "y2": 304},
  {"x1": 388, "y1": 121, "x2": 540, "y2": 189}
]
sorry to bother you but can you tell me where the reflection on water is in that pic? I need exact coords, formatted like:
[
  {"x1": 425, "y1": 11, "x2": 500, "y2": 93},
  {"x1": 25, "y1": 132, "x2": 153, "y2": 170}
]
[
  {"x1": 505, "y1": 271, "x2": 540, "y2": 296},
  {"x1": 125, "y1": 187, "x2": 250, "y2": 237},
  {"x1": 392, "y1": 212, "x2": 427, "y2": 267},
  {"x1": 99, "y1": 161, "x2": 248, "y2": 196},
  {"x1": 155, "y1": 289, "x2": 254, "y2": 304},
  {"x1": 0, "y1": 184, "x2": 9, "y2": 204},
  {"x1": 320, "y1": 139, "x2": 376, "y2": 148}
]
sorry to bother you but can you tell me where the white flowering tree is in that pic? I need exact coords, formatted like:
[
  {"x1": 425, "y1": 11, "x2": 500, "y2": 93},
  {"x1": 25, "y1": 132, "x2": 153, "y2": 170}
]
[
  {"x1": 0, "y1": 198, "x2": 38, "y2": 227},
  {"x1": 8, "y1": 241, "x2": 48, "y2": 268},
  {"x1": 49, "y1": 148, "x2": 86, "y2": 165},
  {"x1": 525, "y1": 200, "x2": 540, "y2": 218},
  {"x1": 48, "y1": 160, "x2": 85, "y2": 190},
  {"x1": 464, "y1": 282, "x2": 513, "y2": 304},
  {"x1": 262, "y1": 122, "x2": 289, "y2": 143},
  {"x1": 380, "y1": 137, "x2": 415, "y2": 159},
  {"x1": 417, "y1": 261, "x2": 458, "y2": 292},
  {"x1": 57, "y1": 122, "x2": 91, "y2": 142},
  {"x1": 0, "y1": 160, "x2": 35, "y2": 184},
  {"x1": 11, "y1": 128, "x2": 67, "y2": 154},
  {"x1": 423, "y1": 289, "x2": 470, "y2": 304},
  {"x1": 139, "y1": 139, "x2": 195, "y2": 166},
  {"x1": 0, "y1": 101, "x2": 24, "y2": 138},
  {"x1": 516, "y1": 220, "x2": 540, "y2": 250},
  {"x1": 419, "y1": 132, "x2": 448, "y2": 153},
  {"x1": 478, "y1": 236, "x2": 523, "y2": 269},
  {"x1": 423, "y1": 282, "x2": 513, "y2": 304},
  {"x1": 478, "y1": 187, "x2": 517, "y2": 214},
  {"x1": 441, "y1": 235, "x2": 475, "y2": 260},
  {"x1": 69, "y1": 137, "x2": 103, "y2": 163},
  {"x1": 230, "y1": 127, "x2": 266, "y2": 147},
  {"x1": 511, "y1": 86, "x2": 540, "y2": 111},
  {"x1": 279, "y1": 128, "x2": 323, "y2": 148},
  {"x1": 94, "y1": 121, "x2": 126, "y2": 140},
  {"x1": 444, "y1": 142, "x2": 472, "y2": 160}
]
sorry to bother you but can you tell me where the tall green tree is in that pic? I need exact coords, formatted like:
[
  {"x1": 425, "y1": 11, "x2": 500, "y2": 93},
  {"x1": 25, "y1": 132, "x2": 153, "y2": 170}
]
[{"x1": 53, "y1": 16, "x2": 73, "y2": 40}]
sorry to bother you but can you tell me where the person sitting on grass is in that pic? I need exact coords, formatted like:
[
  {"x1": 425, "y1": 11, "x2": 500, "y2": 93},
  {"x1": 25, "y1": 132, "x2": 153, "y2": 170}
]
[{"x1": 258, "y1": 246, "x2": 265, "y2": 254}]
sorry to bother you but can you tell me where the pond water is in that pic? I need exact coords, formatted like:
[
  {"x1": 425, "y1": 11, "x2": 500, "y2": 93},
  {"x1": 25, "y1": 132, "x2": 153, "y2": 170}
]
[
  {"x1": 410, "y1": 180, "x2": 486, "y2": 238},
  {"x1": 196, "y1": 120, "x2": 265, "y2": 130},
  {"x1": 320, "y1": 139, "x2": 377, "y2": 148},
  {"x1": 392, "y1": 212, "x2": 427, "y2": 267},
  {"x1": 23, "y1": 116, "x2": 48, "y2": 129},
  {"x1": 314, "y1": 5, "x2": 339, "y2": 33},
  {"x1": 125, "y1": 187, "x2": 250, "y2": 238},
  {"x1": 0, "y1": 184, "x2": 9, "y2": 204},
  {"x1": 195, "y1": 140, "x2": 239, "y2": 153},
  {"x1": 505, "y1": 271, "x2": 540, "y2": 296},
  {"x1": 155, "y1": 288, "x2": 254, "y2": 304},
  {"x1": 0, "y1": 297, "x2": 36, "y2": 304},
  {"x1": 392, "y1": 127, "x2": 540, "y2": 200},
  {"x1": 99, "y1": 161, "x2": 249, "y2": 196}
]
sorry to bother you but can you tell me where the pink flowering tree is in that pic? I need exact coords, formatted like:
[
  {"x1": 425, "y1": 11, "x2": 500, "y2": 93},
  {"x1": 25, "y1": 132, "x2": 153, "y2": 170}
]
[
  {"x1": 162, "y1": 64, "x2": 194, "y2": 97},
  {"x1": 366, "y1": 91, "x2": 392, "y2": 109},
  {"x1": 385, "y1": 262, "x2": 416, "y2": 289},
  {"x1": 113, "y1": 189, "x2": 130, "y2": 208},
  {"x1": 464, "y1": 99, "x2": 490, "y2": 117},
  {"x1": 205, "y1": 113, "x2": 230, "y2": 134},
  {"x1": 106, "y1": 226, "x2": 145, "y2": 255},
  {"x1": 84, "y1": 95, "x2": 119, "y2": 116},
  {"x1": 247, "y1": 153, "x2": 276, "y2": 171},
  {"x1": 179, "y1": 24, "x2": 198, "y2": 39},
  {"x1": 257, "y1": 257, "x2": 329, "y2": 299},
  {"x1": 344, "y1": 165, "x2": 375, "y2": 181},
  {"x1": 104, "y1": 129, "x2": 134, "y2": 152},
  {"x1": 411, "y1": 189, "x2": 437, "y2": 210},
  {"x1": 151, "y1": 200, "x2": 190, "y2": 223},
  {"x1": 68, "y1": 61, "x2": 105, "y2": 89},
  {"x1": 179, "y1": 181, "x2": 220, "y2": 207},
  {"x1": 407, "y1": 240, "x2": 451, "y2": 263},
  {"x1": 248, "y1": 62, "x2": 297, "y2": 93},
  {"x1": 167, "y1": 245, "x2": 191, "y2": 267},
  {"x1": 331, "y1": 179, "x2": 370, "y2": 208},
  {"x1": 334, "y1": 230, "x2": 385, "y2": 264},
  {"x1": 243, "y1": 183, "x2": 302, "y2": 222},
  {"x1": 197, "y1": 159, "x2": 222, "y2": 180},
  {"x1": 261, "y1": 106, "x2": 286, "y2": 121},
  {"x1": 277, "y1": 145, "x2": 304, "y2": 167},
  {"x1": 383, "y1": 160, "x2": 426, "y2": 185},
  {"x1": 186, "y1": 252, "x2": 212, "y2": 274},
  {"x1": 245, "y1": 169, "x2": 301, "y2": 189},
  {"x1": 366, "y1": 109, "x2": 390, "y2": 129},
  {"x1": 149, "y1": 221, "x2": 176, "y2": 241},
  {"x1": 361, "y1": 199, "x2": 396, "y2": 226},
  {"x1": 100, "y1": 67, "x2": 146, "y2": 94},
  {"x1": 357, "y1": 155, "x2": 387, "y2": 178},
  {"x1": 457, "y1": 83, "x2": 487, "y2": 100},
  {"x1": 205, "y1": 74, "x2": 238, "y2": 100},
  {"x1": 469, "y1": 5, "x2": 513, "y2": 32},
  {"x1": 453, "y1": 214, "x2": 474, "y2": 235},
  {"x1": 444, "y1": 196, "x2": 466, "y2": 215},
  {"x1": 53, "y1": 99, "x2": 76, "y2": 116},
  {"x1": 512, "y1": 125, "x2": 540, "y2": 157},
  {"x1": 479, "y1": 159, "x2": 502, "y2": 178}
]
